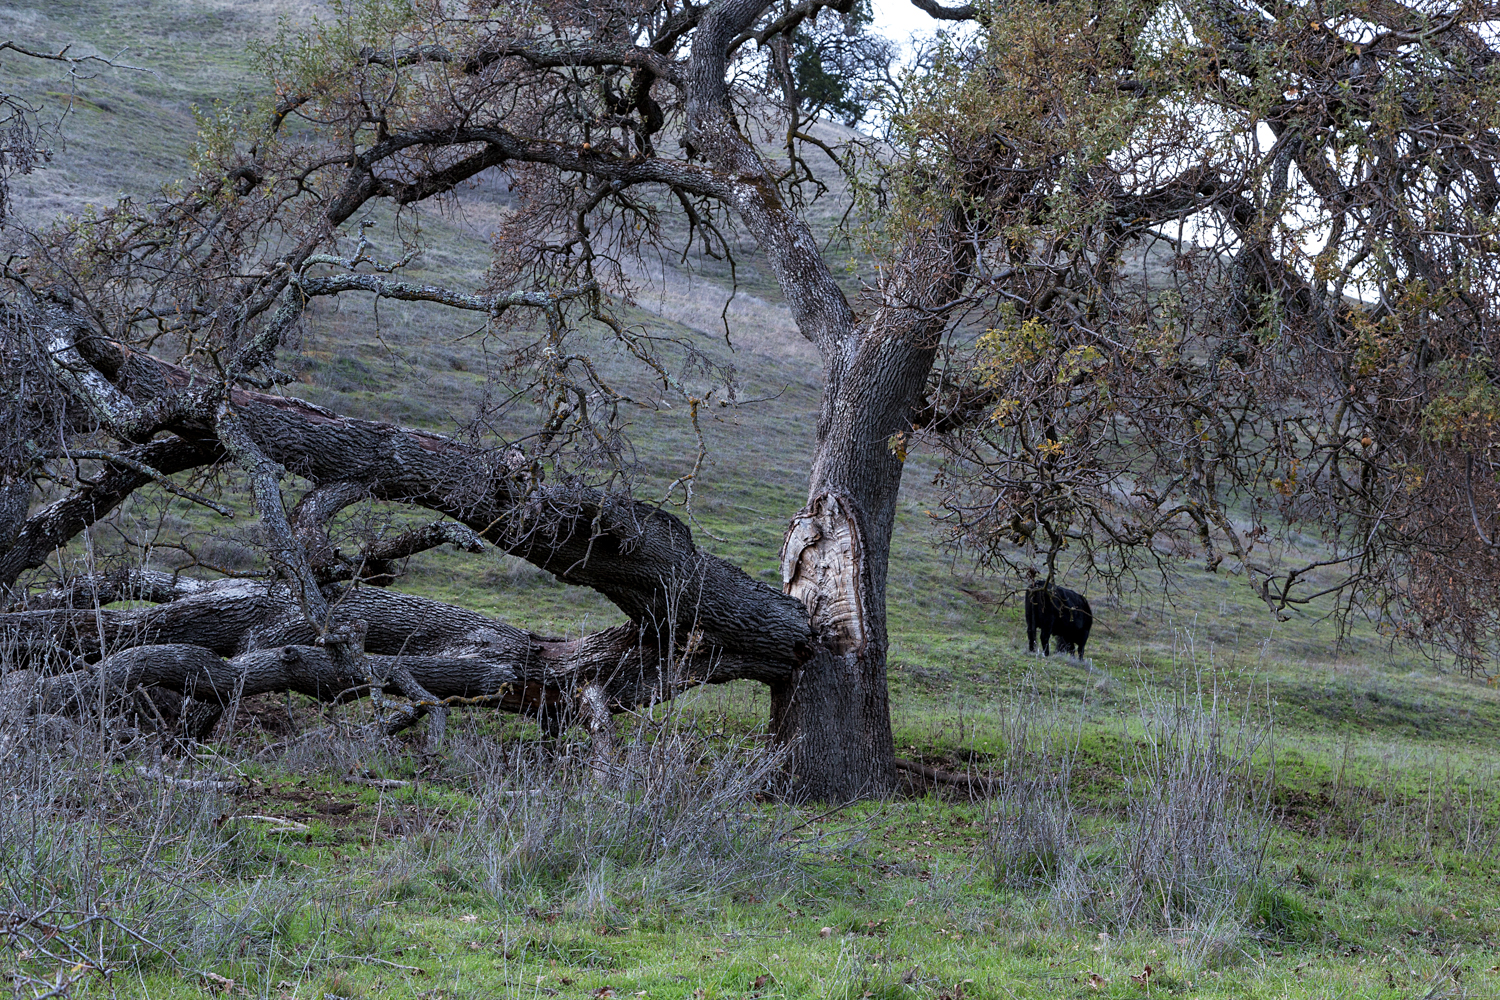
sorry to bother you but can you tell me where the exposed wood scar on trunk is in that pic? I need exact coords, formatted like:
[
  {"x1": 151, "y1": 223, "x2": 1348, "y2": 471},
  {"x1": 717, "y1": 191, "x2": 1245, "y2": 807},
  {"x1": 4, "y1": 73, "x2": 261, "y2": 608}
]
[{"x1": 781, "y1": 493, "x2": 866, "y2": 654}]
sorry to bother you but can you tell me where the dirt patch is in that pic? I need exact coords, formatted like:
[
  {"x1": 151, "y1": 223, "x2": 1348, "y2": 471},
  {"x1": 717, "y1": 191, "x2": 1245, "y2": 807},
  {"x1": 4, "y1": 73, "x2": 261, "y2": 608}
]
[
  {"x1": 235, "y1": 781, "x2": 368, "y2": 831},
  {"x1": 231, "y1": 778, "x2": 463, "y2": 843},
  {"x1": 1273, "y1": 785, "x2": 1341, "y2": 836},
  {"x1": 222, "y1": 692, "x2": 302, "y2": 738}
]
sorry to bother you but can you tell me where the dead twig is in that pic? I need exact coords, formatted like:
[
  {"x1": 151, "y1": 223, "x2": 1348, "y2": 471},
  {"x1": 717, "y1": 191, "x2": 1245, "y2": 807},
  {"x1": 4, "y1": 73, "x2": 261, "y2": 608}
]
[
  {"x1": 135, "y1": 766, "x2": 240, "y2": 793},
  {"x1": 228, "y1": 814, "x2": 309, "y2": 831},
  {"x1": 328, "y1": 953, "x2": 428, "y2": 974},
  {"x1": 344, "y1": 772, "x2": 410, "y2": 789}
]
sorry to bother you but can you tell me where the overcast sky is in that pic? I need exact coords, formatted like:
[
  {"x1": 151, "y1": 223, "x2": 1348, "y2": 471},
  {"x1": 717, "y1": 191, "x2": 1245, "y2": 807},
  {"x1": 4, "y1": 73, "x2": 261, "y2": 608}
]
[
  {"x1": 869, "y1": 0, "x2": 944, "y2": 51},
  {"x1": 870, "y1": 0, "x2": 929, "y2": 42},
  {"x1": 867, "y1": 0, "x2": 980, "y2": 64}
]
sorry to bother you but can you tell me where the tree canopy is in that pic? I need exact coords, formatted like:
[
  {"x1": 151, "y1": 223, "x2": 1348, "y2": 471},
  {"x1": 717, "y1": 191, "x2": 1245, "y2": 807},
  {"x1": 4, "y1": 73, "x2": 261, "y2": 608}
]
[{"x1": 906, "y1": 0, "x2": 1500, "y2": 669}]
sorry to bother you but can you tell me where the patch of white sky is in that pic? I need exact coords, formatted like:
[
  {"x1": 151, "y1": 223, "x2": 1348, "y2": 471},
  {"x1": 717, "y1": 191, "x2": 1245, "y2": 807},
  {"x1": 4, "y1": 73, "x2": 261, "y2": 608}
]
[{"x1": 868, "y1": 0, "x2": 945, "y2": 53}]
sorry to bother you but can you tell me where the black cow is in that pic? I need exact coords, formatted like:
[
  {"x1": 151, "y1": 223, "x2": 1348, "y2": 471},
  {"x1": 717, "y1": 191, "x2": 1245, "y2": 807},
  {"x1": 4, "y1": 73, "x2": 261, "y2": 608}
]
[{"x1": 1025, "y1": 584, "x2": 1093, "y2": 658}]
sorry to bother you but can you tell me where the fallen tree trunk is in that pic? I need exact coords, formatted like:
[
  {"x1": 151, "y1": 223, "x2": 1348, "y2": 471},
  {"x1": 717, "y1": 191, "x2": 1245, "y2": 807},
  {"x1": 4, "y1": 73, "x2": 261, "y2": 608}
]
[
  {"x1": 0, "y1": 573, "x2": 791, "y2": 739},
  {"x1": 38, "y1": 642, "x2": 530, "y2": 740},
  {"x1": 10, "y1": 326, "x2": 813, "y2": 668},
  {"x1": 0, "y1": 308, "x2": 815, "y2": 743}
]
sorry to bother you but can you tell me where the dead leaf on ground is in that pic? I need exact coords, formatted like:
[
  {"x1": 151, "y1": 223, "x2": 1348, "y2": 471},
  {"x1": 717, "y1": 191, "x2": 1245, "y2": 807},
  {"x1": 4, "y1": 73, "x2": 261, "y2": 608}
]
[
  {"x1": 1130, "y1": 964, "x2": 1153, "y2": 986},
  {"x1": 592, "y1": 988, "x2": 616, "y2": 999},
  {"x1": 203, "y1": 971, "x2": 236, "y2": 993},
  {"x1": 1087, "y1": 972, "x2": 1108, "y2": 990}
]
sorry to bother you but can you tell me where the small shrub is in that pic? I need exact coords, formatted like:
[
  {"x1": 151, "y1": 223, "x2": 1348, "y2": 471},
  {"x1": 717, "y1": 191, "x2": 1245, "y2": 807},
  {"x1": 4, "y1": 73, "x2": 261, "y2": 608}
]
[
  {"x1": 985, "y1": 685, "x2": 1084, "y2": 892},
  {"x1": 445, "y1": 710, "x2": 798, "y2": 912},
  {"x1": 985, "y1": 650, "x2": 1274, "y2": 957},
  {"x1": 1110, "y1": 667, "x2": 1272, "y2": 931},
  {"x1": 0, "y1": 734, "x2": 338, "y2": 981}
]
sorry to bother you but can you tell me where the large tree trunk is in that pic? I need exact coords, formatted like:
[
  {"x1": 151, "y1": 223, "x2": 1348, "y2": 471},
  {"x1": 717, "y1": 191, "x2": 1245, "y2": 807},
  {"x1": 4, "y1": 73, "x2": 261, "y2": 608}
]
[
  {"x1": 769, "y1": 226, "x2": 971, "y2": 800},
  {"x1": 0, "y1": 312, "x2": 816, "y2": 749},
  {"x1": 674, "y1": 0, "x2": 975, "y2": 800},
  {"x1": 770, "y1": 348, "x2": 932, "y2": 800},
  {"x1": 2, "y1": 576, "x2": 787, "y2": 740},
  {"x1": 6, "y1": 328, "x2": 812, "y2": 664}
]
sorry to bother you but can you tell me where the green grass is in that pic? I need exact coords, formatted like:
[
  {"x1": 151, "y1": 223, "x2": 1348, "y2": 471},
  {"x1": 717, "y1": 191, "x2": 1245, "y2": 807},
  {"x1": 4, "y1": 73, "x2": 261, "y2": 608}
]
[
  {"x1": 8, "y1": 2, "x2": 1500, "y2": 998},
  {"x1": 13, "y1": 639, "x2": 1500, "y2": 999},
  {"x1": 21, "y1": 731, "x2": 1500, "y2": 1000}
]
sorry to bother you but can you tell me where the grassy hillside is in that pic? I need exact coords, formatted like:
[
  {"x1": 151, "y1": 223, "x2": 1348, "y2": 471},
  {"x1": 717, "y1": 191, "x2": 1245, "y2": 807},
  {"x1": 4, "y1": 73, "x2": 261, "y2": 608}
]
[{"x1": 5, "y1": 3, "x2": 1500, "y2": 999}]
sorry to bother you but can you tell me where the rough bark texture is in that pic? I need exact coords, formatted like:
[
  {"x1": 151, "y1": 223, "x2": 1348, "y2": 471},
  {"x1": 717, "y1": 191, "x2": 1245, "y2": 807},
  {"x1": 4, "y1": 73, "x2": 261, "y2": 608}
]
[
  {"x1": 775, "y1": 493, "x2": 892, "y2": 798},
  {"x1": 767, "y1": 214, "x2": 974, "y2": 799},
  {"x1": 0, "y1": 437, "x2": 223, "y2": 591},
  {"x1": 0, "y1": 306, "x2": 829, "y2": 776},
  {"x1": 1, "y1": 574, "x2": 786, "y2": 739},
  {"x1": 667, "y1": 0, "x2": 974, "y2": 798},
  {"x1": 6, "y1": 327, "x2": 813, "y2": 670}
]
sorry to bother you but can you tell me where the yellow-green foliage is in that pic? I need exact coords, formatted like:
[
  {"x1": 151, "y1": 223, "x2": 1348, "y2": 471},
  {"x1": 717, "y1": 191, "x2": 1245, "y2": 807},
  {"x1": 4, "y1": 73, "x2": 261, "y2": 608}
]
[
  {"x1": 876, "y1": 0, "x2": 1154, "y2": 252},
  {"x1": 1423, "y1": 360, "x2": 1500, "y2": 448}
]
